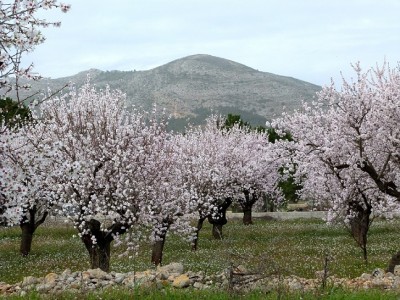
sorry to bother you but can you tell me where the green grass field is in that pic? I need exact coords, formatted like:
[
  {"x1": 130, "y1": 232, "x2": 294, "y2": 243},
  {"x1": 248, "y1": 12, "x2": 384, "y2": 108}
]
[{"x1": 1, "y1": 217, "x2": 400, "y2": 299}]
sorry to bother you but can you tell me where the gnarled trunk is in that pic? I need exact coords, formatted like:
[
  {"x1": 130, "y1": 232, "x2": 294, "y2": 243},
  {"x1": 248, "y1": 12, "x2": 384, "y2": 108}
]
[
  {"x1": 20, "y1": 223, "x2": 34, "y2": 256},
  {"x1": 151, "y1": 238, "x2": 166, "y2": 266},
  {"x1": 151, "y1": 218, "x2": 172, "y2": 266},
  {"x1": 242, "y1": 209, "x2": 253, "y2": 225},
  {"x1": 19, "y1": 207, "x2": 48, "y2": 256},
  {"x1": 192, "y1": 217, "x2": 206, "y2": 251},
  {"x1": 80, "y1": 218, "x2": 130, "y2": 272},
  {"x1": 348, "y1": 199, "x2": 372, "y2": 264},
  {"x1": 207, "y1": 197, "x2": 232, "y2": 240},
  {"x1": 82, "y1": 236, "x2": 111, "y2": 272},
  {"x1": 81, "y1": 219, "x2": 112, "y2": 272},
  {"x1": 211, "y1": 223, "x2": 223, "y2": 239},
  {"x1": 240, "y1": 190, "x2": 258, "y2": 225}
]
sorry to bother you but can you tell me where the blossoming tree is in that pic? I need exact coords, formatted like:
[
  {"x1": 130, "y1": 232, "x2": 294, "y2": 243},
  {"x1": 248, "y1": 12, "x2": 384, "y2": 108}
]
[
  {"x1": 0, "y1": 119, "x2": 58, "y2": 255},
  {"x1": 0, "y1": 0, "x2": 70, "y2": 99},
  {"x1": 180, "y1": 116, "x2": 283, "y2": 249},
  {"x1": 36, "y1": 83, "x2": 172, "y2": 271},
  {"x1": 273, "y1": 62, "x2": 400, "y2": 262},
  {"x1": 225, "y1": 125, "x2": 282, "y2": 225}
]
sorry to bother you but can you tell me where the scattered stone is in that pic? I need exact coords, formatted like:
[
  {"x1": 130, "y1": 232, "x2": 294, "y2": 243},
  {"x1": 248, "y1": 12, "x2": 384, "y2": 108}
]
[
  {"x1": 172, "y1": 274, "x2": 191, "y2": 288},
  {"x1": 392, "y1": 277, "x2": 400, "y2": 289},
  {"x1": 0, "y1": 283, "x2": 14, "y2": 294},
  {"x1": 360, "y1": 273, "x2": 371, "y2": 280},
  {"x1": 394, "y1": 265, "x2": 400, "y2": 276},
  {"x1": 87, "y1": 268, "x2": 108, "y2": 280},
  {"x1": 114, "y1": 273, "x2": 126, "y2": 284},
  {"x1": 372, "y1": 268, "x2": 385, "y2": 278},
  {"x1": 158, "y1": 262, "x2": 184, "y2": 275},
  {"x1": 44, "y1": 273, "x2": 58, "y2": 284},
  {"x1": 193, "y1": 282, "x2": 205, "y2": 289},
  {"x1": 36, "y1": 283, "x2": 53, "y2": 293},
  {"x1": 5, "y1": 263, "x2": 400, "y2": 296},
  {"x1": 288, "y1": 279, "x2": 303, "y2": 291},
  {"x1": 234, "y1": 265, "x2": 248, "y2": 274},
  {"x1": 21, "y1": 276, "x2": 39, "y2": 288}
]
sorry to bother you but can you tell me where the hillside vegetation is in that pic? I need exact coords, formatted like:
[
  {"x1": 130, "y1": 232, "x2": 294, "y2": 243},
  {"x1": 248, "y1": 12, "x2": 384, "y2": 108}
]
[{"x1": 21, "y1": 54, "x2": 321, "y2": 130}]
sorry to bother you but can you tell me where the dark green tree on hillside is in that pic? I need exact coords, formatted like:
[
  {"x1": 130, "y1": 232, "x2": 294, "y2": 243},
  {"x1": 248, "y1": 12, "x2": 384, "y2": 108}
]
[
  {"x1": 223, "y1": 113, "x2": 250, "y2": 130},
  {"x1": 0, "y1": 97, "x2": 31, "y2": 128}
]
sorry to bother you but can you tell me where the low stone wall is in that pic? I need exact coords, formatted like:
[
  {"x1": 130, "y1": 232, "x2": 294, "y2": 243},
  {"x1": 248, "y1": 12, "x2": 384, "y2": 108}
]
[
  {"x1": 1, "y1": 263, "x2": 399, "y2": 296},
  {"x1": 226, "y1": 211, "x2": 326, "y2": 220}
]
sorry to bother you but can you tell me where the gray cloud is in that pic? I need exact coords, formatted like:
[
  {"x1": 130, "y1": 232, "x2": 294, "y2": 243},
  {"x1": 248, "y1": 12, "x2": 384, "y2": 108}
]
[{"x1": 23, "y1": 0, "x2": 400, "y2": 86}]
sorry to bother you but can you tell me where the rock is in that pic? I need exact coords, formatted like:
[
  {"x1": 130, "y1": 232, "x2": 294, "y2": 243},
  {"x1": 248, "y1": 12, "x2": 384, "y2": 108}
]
[
  {"x1": 172, "y1": 274, "x2": 191, "y2": 288},
  {"x1": 21, "y1": 276, "x2": 39, "y2": 287},
  {"x1": 114, "y1": 273, "x2": 126, "y2": 284},
  {"x1": 371, "y1": 277, "x2": 391, "y2": 289},
  {"x1": 36, "y1": 283, "x2": 53, "y2": 293},
  {"x1": 158, "y1": 262, "x2": 184, "y2": 275},
  {"x1": 69, "y1": 282, "x2": 81, "y2": 289},
  {"x1": 157, "y1": 270, "x2": 169, "y2": 280},
  {"x1": 360, "y1": 273, "x2": 371, "y2": 280},
  {"x1": 386, "y1": 272, "x2": 395, "y2": 278},
  {"x1": 100, "y1": 280, "x2": 114, "y2": 287},
  {"x1": 0, "y1": 282, "x2": 14, "y2": 294},
  {"x1": 371, "y1": 268, "x2": 385, "y2": 278},
  {"x1": 81, "y1": 271, "x2": 91, "y2": 281},
  {"x1": 87, "y1": 268, "x2": 108, "y2": 280},
  {"x1": 122, "y1": 274, "x2": 136, "y2": 287},
  {"x1": 44, "y1": 273, "x2": 58, "y2": 284},
  {"x1": 235, "y1": 265, "x2": 248, "y2": 274},
  {"x1": 394, "y1": 265, "x2": 400, "y2": 276},
  {"x1": 288, "y1": 279, "x2": 303, "y2": 290},
  {"x1": 392, "y1": 277, "x2": 400, "y2": 289},
  {"x1": 58, "y1": 269, "x2": 72, "y2": 281},
  {"x1": 193, "y1": 282, "x2": 205, "y2": 289}
]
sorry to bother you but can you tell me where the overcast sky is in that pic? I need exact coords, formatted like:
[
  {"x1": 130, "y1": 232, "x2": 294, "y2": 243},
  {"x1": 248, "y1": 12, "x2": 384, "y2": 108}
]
[{"x1": 25, "y1": 0, "x2": 400, "y2": 86}]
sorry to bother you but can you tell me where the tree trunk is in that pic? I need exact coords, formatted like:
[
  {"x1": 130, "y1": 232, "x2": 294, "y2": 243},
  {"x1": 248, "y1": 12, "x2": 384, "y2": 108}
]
[
  {"x1": 242, "y1": 209, "x2": 253, "y2": 225},
  {"x1": 80, "y1": 218, "x2": 131, "y2": 272},
  {"x1": 151, "y1": 218, "x2": 172, "y2": 266},
  {"x1": 348, "y1": 199, "x2": 372, "y2": 264},
  {"x1": 20, "y1": 223, "x2": 34, "y2": 256},
  {"x1": 151, "y1": 237, "x2": 167, "y2": 266},
  {"x1": 207, "y1": 197, "x2": 232, "y2": 240},
  {"x1": 211, "y1": 223, "x2": 223, "y2": 239},
  {"x1": 83, "y1": 239, "x2": 111, "y2": 272},
  {"x1": 81, "y1": 219, "x2": 112, "y2": 272},
  {"x1": 19, "y1": 208, "x2": 48, "y2": 256},
  {"x1": 240, "y1": 190, "x2": 257, "y2": 225},
  {"x1": 192, "y1": 217, "x2": 206, "y2": 251}
]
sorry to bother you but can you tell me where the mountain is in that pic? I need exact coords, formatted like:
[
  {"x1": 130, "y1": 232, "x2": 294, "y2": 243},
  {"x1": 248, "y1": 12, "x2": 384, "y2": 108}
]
[{"x1": 22, "y1": 54, "x2": 321, "y2": 130}]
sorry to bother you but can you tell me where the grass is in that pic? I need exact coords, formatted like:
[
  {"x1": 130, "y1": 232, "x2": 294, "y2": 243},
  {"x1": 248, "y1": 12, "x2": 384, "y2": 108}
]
[
  {"x1": 2, "y1": 286, "x2": 400, "y2": 299},
  {"x1": 1, "y1": 217, "x2": 400, "y2": 298}
]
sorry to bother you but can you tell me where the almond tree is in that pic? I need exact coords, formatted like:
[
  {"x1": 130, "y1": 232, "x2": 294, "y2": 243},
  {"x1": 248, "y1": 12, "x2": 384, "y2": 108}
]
[
  {"x1": 225, "y1": 125, "x2": 282, "y2": 225},
  {"x1": 129, "y1": 111, "x2": 196, "y2": 266},
  {"x1": 0, "y1": 1, "x2": 70, "y2": 99},
  {"x1": 0, "y1": 119, "x2": 58, "y2": 255},
  {"x1": 36, "y1": 82, "x2": 161, "y2": 271},
  {"x1": 179, "y1": 117, "x2": 233, "y2": 249},
  {"x1": 273, "y1": 62, "x2": 400, "y2": 262},
  {"x1": 180, "y1": 116, "x2": 282, "y2": 248}
]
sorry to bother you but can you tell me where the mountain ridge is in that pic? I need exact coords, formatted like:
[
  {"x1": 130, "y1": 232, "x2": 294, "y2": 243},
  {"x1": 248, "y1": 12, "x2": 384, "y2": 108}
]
[{"x1": 22, "y1": 54, "x2": 321, "y2": 130}]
